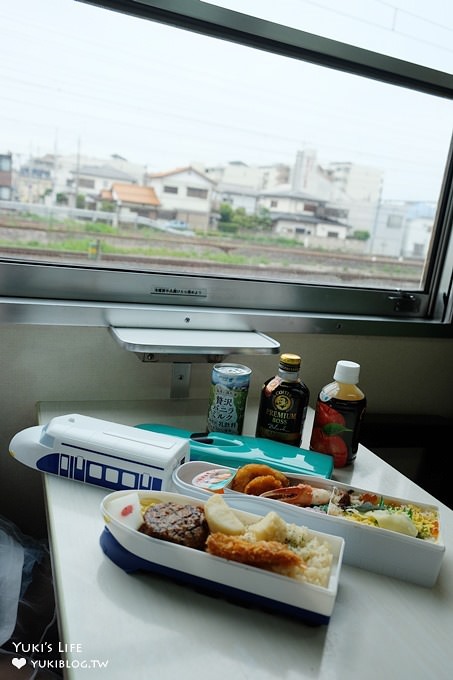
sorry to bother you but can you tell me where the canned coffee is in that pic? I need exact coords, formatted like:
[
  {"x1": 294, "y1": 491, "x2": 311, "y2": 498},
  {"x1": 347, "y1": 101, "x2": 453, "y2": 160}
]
[{"x1": 207, "y1": 363, "x2": 252, "y2": 435}]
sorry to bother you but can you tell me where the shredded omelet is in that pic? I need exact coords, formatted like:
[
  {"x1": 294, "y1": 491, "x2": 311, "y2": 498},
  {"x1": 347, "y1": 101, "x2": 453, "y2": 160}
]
[{"x1": 328, "y1": 489, "x2": 440, "y2": 541}]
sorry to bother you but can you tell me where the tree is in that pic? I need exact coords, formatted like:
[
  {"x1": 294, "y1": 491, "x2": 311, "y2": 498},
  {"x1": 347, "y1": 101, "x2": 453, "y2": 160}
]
[
  {"x1": 255, "y1": 206, "x2": 272, "y2": 231},
  {"x1": 55, "y1": 192, "x2": 68, "y2": 205},
  {"x1": 217, "y1": 202, "x2": 273, "y2": 233},
  {"x1": 350, "y1": 230, "x2": 370, "y2": 241},
  {"x1": 219, "y1": 202, "x2": 234, "y2": 222},
  {"x1": 232, "y1": 207, "x2": 251, "y2": 229}
]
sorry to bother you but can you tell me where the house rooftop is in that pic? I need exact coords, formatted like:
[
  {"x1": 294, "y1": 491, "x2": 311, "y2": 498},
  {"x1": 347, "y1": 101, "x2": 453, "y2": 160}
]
[
  {"x1": 148, "y1": 165, "x2": 215, "y2": 183},
  {"x1": 216, "y1": 182, "x2": 259, "y2": 196},
  {"x1": 102, "y1": 183, "x2": 160, "y2": 206},
  {"x1": 260, "y1": 186, "x2": 322, "y2": 201},
  {"x1": 74, "y1": 164, "x2": 136, "y2": 181}
]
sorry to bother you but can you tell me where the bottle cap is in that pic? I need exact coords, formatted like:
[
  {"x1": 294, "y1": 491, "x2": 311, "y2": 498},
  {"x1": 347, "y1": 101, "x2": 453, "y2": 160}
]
[
  {"x1": 333, "y1": 360, "x2": 360, "y2": 384},
  {"x1": 279, "y1": 353, "x2": 301, "y2": 372}
]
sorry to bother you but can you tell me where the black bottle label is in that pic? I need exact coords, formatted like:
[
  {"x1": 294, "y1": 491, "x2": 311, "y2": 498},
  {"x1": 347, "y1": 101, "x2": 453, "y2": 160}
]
[{"x1": 256, "y1": 378, "x2": 309, "y2": 447}]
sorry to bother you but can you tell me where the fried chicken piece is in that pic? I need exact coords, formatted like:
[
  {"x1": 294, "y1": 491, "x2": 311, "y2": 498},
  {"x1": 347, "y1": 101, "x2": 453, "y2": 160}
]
[
  {"x1": 231, "y1": 463, "x2": 289, "y2": 493},
  {"x1": 244, "y1": 474, "x2": 284, "y2": 496},
  {"x1": 206, "y1": 532, "x2": 304, "y2": 576}
]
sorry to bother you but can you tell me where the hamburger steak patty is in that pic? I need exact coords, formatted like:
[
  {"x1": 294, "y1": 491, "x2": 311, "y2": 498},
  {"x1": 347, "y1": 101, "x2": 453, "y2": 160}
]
[{"x1": 139, "y1": 501, "x2": 209, "y2": 549}]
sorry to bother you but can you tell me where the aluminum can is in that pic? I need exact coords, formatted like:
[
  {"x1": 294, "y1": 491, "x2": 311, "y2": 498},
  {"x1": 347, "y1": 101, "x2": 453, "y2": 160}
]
[{"x1": 207, "y1": 363, "x2": 252, "y2": 435}]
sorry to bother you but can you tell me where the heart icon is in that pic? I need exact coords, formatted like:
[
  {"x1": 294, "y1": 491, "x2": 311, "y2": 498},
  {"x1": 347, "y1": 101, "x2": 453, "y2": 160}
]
[{"x1": 12, "y1": 658, "x2": 27, "y2": 669}]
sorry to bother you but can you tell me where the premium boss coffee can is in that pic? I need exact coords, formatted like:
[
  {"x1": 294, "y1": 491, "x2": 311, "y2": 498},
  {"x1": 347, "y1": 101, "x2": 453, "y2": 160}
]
[{"x1": 207, "y1": 363, "x2": 252, "y2": 435}]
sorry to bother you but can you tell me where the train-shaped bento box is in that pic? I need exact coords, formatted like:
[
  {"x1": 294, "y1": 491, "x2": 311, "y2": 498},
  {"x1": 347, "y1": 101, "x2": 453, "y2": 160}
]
[
  {"x1": 8, "y1": 413, "x2": 333, "y2": 492},
  {"x1": 9, "y1": 413, "x2": 189, "y2": 492}
]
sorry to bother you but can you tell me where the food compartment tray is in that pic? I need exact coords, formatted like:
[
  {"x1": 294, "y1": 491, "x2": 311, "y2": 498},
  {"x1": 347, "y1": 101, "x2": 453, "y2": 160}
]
[
  {"x1": 225, "y1": 475, "x2": 444, "y2": 587},
  {"x1": 100, "y1": 490, "x2": 345, "y2": 625},
  {"x1": 173, "y1": 461, "x2": 444, "y2": 587}
]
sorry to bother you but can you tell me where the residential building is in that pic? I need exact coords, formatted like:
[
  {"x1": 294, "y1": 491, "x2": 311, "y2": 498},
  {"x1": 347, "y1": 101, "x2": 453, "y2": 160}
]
[
  {"x1": 146, "y1": 166, "x2": 215, "y2": 230},
  {"x1": 204, "y1": 161, "x2": 261, "y2": 188},
  {"x1": 402, "y1": 202, "x2": 436, "y2": 259},
  {"x1": 290, "y1": 149, "x2": 336, "y2": 200},
  {"x1": 99, "y1": 183, "x2": 160, "y2": 223},
  {"x1": 290, "y1": 150, "x2": 384, "y2": 239},
  {"x1": 12, "y1": 153, "x2": 147, "y2": 207},
  {"x1": 205, "y1": 160, "x2": 290, "y2": 191},
  {"x1": 213, "y1": 182, "x2": 259, "y2": 215},
  {"x1": 69, "y1": 164, "x2": 138, "y2": 208},
  {"x1": 259, "y1": 163, "x2": 291, "y2": 190},
  {"x1": 14, "y1": 155, "x2": 53, "y2": 203},
  {"x1": 258, "y1": 186, "x2": 354, "y2": 249},
  {"x1": 327, "y1": 161, "x2": 384, "y2": 203},
  {"x1": 370, "y1": 200, "x2": 436, "y2": 259},
  {"x1": 0, "y1": 152, "x2": 13, "y2": 200}
]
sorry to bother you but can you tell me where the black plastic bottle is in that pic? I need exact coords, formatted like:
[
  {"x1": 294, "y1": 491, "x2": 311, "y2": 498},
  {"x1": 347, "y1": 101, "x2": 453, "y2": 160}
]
[{"x1": 255, "y1": 353, "x2": 310, "y2": 447}]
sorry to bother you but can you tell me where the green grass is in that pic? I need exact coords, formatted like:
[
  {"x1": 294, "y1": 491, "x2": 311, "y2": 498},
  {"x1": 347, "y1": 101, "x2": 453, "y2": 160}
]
[{"x1": 0, "y1": 213, "x2": 423, "y2": 280}]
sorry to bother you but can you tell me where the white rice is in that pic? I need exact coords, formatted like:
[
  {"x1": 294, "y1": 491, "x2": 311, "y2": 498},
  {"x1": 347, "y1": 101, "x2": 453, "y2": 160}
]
[
  {"x1": 284, "y1": 523, "x2": 333, "y2": 587},
  {"x1": 243, "y1": 515, "x2": 334, "y2": 587}
]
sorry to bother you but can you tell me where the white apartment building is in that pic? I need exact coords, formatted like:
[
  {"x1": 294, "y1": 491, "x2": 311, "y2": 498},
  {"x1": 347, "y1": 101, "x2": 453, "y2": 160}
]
[
  {"x1": 370, "y1": 201, "x2": 436, "y2": 259},
  {"x1": 328, "y1": 161, "x2": 384, "y2": 203},
  {"x1": 205, "y1": 160, "x2": 290, "y2": 191},
  {"x1": 290, "y1": 149, "x2": 335, "y2": 200}
]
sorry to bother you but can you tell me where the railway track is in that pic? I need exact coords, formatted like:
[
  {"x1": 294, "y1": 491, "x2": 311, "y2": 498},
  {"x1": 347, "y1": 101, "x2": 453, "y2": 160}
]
[{"x1": 0, "y1": 217, "x2": 423, "y2": 285}]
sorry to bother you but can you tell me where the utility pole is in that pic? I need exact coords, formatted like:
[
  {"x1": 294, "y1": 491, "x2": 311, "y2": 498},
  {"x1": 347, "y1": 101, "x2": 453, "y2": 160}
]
[
  {"x1": 74, "y1": 137, "x2": 81, "y2": 208},
  {"x1": 52, "y1": 129, "x2": 58, "y2": 207}
]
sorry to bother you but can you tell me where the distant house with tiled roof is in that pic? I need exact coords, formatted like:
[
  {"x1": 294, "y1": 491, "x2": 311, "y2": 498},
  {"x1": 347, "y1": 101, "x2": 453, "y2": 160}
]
[
  {"x1": 258, "y1": 186, "x2": 353, "y2": 248},
  {"x1": 100, "y1": 183, "x2": 160, "y2": 221},
  {"x1": 72, "y1": 164, "x2": 137, "y2": 193},
  {"x1": 68, "y1": 163, "x2": 139, "y2": 210},
  {"x1": 146, "y1": 165, "x2": 216, "y2": 230},
  {"x1": 213, "y1": 182, "x2": 259, "y2": 215}
]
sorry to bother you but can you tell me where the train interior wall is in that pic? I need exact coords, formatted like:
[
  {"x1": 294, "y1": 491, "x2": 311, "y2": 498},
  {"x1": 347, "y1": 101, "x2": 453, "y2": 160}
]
[{"x1": 1, "y1": 324, "x2": 452, "y2": 540}]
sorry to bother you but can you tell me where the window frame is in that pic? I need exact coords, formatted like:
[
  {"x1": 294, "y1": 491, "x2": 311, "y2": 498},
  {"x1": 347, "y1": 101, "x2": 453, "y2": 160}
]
[{"x1": 0, "y1": 0, "x2": 453, "y2": 338}]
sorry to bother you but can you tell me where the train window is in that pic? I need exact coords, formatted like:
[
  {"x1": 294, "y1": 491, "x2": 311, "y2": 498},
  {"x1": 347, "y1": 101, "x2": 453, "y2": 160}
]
[
  {"x1": 88, "y1": 463, "x2": 103, "y2": 480},
  {"x1": 121, "y1": 472, "x2": 138, "y2": 488},
  {"x1": 39, "y1": 427, "x2": 55, "y2": 449},
  {"x1": 105, "y1": 468, "x2": 120, "y2": 484},
  {"x1": 0, "y1": 0, "x2": 452, "y2": 337},
  {"x1": 60, "y1": 456, "x2": 69, "y2": 472},
  {"x1": 141, "y1": 474, "x2": 151, "y2": 489}
]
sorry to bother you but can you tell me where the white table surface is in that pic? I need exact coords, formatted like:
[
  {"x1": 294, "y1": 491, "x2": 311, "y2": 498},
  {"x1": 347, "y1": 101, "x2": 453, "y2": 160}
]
[{"x1": 37, "y1": 400, "x2": 453, "y2": 680}]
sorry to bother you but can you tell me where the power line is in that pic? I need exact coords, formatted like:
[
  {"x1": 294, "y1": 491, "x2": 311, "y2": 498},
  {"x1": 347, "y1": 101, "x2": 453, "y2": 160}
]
[
  {"x1": 296, "y1": 0, "x2": 453, "y2": 58},
  {"x1": 374, "y1": 0, "x2": 453, "y2": 34}
]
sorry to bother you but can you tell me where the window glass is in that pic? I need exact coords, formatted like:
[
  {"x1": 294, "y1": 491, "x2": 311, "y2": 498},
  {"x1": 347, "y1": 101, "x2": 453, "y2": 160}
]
[
  {"x1": 0, "y1": 0, "x2": 452, "y2": 325},
  {"x1": 201, "y1": 0, "x2": 453, "y2": 72}
]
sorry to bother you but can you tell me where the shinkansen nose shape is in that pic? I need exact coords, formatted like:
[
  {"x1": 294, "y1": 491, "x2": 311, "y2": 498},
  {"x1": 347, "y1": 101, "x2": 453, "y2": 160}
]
[{"x1": 9, "y1": 414, "x2": 189, "y2": 491}]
